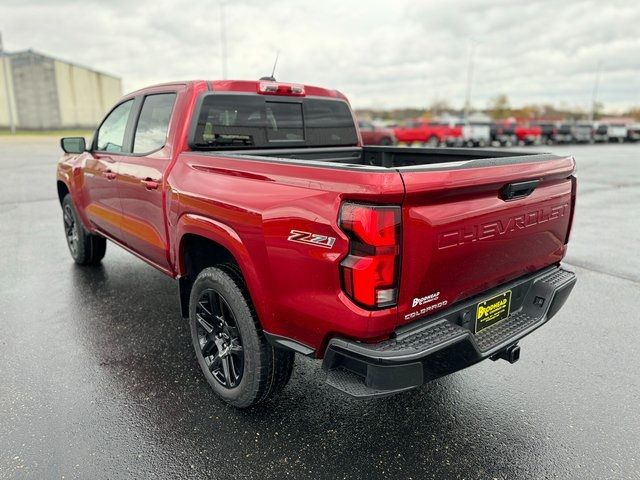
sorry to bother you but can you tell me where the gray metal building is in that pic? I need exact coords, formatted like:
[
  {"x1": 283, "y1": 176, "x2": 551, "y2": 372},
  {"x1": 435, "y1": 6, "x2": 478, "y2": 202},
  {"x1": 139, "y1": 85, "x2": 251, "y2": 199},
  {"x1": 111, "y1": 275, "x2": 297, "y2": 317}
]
[{"x1": 1, "y1": 49, "x2": 122, "y2": 130}]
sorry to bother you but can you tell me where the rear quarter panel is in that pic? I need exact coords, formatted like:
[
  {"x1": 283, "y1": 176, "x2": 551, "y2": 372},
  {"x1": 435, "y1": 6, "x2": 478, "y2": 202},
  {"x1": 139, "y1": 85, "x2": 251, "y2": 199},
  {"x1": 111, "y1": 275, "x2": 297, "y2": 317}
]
[{"x1": 169, "y1": 153, "x2": 405, "y2": 352}]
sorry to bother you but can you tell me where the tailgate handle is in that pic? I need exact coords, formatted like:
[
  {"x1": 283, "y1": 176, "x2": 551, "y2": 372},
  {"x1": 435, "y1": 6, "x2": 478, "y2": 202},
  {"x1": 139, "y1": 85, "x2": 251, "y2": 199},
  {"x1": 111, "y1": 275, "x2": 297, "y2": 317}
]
[{"x1": 500, "y1": 180, "x2": 539, "y2": 201}]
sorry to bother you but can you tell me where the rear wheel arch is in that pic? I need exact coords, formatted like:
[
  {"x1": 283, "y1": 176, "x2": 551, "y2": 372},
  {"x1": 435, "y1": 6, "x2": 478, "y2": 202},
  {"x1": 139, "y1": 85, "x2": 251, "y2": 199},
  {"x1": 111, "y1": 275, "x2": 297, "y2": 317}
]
[
  {"x1": 179, "y1": 233, "x2": 240, "y2": 317},
  {"x1": 175, "y1": 220, "x2": 267, "y2": 328},
  {"x1": 180, "y1": 233, "x2": 239, "y2": 277}
]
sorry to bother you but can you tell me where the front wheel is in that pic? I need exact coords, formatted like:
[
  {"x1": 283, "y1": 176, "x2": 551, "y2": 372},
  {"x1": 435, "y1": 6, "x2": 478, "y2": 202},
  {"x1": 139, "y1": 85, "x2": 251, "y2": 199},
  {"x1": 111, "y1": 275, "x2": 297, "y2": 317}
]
[
  {"x1": 189, "y1": 266, "x2": 294, "y2": 408},
  {"x1": 62, "y1": 194, "x2": 106, "y2": 265}
]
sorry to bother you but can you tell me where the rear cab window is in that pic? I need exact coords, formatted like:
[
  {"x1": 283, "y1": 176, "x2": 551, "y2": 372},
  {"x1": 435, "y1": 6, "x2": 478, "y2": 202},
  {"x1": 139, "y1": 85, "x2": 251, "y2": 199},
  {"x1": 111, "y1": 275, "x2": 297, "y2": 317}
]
[{"x1": 190, "y1": 94, "x2": 358, "y2": 150}]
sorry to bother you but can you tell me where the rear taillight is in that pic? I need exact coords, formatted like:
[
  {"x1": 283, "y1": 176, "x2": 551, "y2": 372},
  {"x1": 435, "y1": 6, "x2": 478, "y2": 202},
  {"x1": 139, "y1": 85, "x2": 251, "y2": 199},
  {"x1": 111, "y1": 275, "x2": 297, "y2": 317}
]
[{"x1": 339, "y1": 203, "x2": 401, "y2": 309}]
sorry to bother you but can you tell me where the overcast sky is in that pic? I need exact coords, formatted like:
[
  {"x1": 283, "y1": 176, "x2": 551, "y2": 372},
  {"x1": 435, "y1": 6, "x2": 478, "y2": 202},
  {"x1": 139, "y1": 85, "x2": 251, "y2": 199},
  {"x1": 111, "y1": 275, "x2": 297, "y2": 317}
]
[{"x1": 1, "y1": 0, "x2": 639, "y2": 111}]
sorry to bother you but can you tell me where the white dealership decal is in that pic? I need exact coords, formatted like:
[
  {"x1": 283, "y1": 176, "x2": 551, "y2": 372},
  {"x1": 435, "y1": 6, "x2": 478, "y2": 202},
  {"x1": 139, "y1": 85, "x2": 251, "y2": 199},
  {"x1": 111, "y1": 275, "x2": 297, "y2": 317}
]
[
  {"x1": 412, "y1": 291, "x2": 441, "y2": 308},
  {"x1": 406, "y1": 291, "x2": 447, "y2": 321}
]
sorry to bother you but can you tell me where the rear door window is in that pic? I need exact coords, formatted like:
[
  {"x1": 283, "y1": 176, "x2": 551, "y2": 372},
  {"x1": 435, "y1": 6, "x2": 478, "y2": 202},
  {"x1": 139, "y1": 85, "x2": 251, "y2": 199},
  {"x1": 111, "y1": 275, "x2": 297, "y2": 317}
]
[{"x1": 133, "y1": 93, "x2": 177, "y2": 154}]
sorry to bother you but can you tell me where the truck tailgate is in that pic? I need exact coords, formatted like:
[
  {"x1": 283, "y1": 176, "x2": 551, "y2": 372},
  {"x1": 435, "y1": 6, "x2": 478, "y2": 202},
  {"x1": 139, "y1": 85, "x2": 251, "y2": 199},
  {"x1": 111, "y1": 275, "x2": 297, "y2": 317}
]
[{"x1": 397, "y1": 154, "x2": 576, "y2": 326}]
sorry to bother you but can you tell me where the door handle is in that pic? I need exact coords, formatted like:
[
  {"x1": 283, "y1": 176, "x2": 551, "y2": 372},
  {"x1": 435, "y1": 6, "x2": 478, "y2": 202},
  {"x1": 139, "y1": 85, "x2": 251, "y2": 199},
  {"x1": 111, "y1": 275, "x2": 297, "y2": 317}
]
[
  {"x1": 141, "y1": 178, "x2": 160, "y2": 190},
  {"x1": 104, "y1": 170, "x2": 117, "y2": 180}
]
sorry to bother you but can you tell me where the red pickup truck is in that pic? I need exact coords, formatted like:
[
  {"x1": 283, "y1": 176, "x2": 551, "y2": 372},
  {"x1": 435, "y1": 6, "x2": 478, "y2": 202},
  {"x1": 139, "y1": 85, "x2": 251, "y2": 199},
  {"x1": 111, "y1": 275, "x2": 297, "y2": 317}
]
[
  {"x1": 57, "y1": 79, "x2": 577, "y2": 407},
  {"x1": 357, "y1": 121, "x2": 396, "y2": 146},
  {"x1": 393, "y1": 119, "x2": 460, "y2": 146}
]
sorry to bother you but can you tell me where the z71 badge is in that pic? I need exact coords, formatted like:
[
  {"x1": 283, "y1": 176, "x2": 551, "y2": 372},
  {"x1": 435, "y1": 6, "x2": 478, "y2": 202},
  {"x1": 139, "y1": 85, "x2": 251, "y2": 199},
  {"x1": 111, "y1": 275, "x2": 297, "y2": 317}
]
[{"x1": 287, "y1": 230, "x2": 336, "y2": 249}]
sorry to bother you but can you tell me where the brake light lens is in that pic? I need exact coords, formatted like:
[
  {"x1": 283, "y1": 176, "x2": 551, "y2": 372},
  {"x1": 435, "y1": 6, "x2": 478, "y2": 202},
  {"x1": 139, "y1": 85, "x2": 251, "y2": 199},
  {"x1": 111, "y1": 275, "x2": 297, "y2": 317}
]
[
  {"x1": 258, "y1": 82, "x2": 305, "y2": 96},
  {"x1": 339, "y1": 203, "x2": 401, "y2": 309}
]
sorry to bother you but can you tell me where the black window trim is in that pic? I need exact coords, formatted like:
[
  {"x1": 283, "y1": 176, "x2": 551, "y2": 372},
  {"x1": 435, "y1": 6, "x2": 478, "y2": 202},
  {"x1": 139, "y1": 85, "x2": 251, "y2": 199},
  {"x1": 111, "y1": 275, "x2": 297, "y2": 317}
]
[{"x1": 187, "y1": 92, "x2": 358, "y2": 151}]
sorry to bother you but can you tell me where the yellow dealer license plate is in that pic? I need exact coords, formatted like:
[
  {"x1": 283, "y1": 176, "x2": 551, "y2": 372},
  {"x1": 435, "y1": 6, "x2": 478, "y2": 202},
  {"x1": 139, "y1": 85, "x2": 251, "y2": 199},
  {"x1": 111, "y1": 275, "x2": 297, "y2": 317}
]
[{"x1": 475, "y1": 290, "x2": 512, "y2": 333}]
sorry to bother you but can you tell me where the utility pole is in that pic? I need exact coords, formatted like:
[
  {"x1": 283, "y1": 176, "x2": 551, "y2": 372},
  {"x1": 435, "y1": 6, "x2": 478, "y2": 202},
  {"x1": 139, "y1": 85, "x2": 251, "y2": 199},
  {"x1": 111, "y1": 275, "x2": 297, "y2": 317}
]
[
  {"x1": 589, "y1": 59, "x2": 602, "y2": 122},
  {"x1": 0, "y1": 32, "x2": 16, "y2": 134},
  {"x1": 220, "y1": 2, "x2": 228, "y2": 79},
  {"x1": 464, "y1": 42, "x2": 476, "y2": 123}
]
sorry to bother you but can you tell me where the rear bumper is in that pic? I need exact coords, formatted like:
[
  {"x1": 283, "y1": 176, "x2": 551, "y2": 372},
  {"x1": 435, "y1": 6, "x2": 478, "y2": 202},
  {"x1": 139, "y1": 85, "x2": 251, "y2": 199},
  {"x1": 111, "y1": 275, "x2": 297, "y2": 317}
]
[{"x1": 322, "y1": 266, "x2": 576, "y2": 398}]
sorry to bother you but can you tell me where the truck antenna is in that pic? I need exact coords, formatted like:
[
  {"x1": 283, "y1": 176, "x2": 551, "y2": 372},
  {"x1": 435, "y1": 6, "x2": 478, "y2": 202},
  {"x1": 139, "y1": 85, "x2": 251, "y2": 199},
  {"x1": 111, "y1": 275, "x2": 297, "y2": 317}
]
[{"x1": 260, "y1": 51, "x2": 279, "y2": 82}]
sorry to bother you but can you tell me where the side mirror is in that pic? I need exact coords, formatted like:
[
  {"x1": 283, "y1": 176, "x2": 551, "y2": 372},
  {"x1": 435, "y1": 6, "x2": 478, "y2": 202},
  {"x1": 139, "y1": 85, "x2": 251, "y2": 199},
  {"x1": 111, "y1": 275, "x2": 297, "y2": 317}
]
[{"x1": 60, "y1": 137, "x2": 87, "y2": 154}]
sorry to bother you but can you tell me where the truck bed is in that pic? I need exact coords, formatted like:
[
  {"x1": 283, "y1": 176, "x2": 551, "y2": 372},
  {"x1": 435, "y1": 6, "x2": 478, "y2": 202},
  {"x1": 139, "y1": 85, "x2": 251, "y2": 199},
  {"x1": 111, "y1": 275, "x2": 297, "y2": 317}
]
[{"x1": 220, "y1": 146, "x2": 559, "y2": 170}]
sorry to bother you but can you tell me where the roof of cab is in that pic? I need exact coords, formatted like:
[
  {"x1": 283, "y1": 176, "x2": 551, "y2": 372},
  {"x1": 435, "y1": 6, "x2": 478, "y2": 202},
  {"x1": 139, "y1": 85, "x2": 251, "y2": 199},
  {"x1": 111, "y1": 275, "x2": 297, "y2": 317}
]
[{"x1": 126, "y1": 80, "x2": 347, "y2": 100}]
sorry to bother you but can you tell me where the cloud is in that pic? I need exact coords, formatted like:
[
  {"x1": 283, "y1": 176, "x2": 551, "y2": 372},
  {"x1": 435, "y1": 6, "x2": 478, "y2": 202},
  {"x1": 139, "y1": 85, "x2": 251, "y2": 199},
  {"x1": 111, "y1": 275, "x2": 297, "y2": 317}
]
[{"x1": 1, "y1": 0, "x2": 638, "y2": 110}]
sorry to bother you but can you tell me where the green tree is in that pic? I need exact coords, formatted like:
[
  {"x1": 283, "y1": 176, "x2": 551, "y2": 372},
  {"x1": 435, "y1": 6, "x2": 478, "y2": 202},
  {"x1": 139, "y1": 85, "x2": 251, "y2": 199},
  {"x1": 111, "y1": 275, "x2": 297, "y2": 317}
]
[
  {"x1": 428, "y1": 99, "x2": 452, "y2": 117},
  {"x1": 623, "y1": 107, "x2": 640, "y2": 121},
  {"x1": 487, "y1": 94, "x2": 511, "y2": 119}
]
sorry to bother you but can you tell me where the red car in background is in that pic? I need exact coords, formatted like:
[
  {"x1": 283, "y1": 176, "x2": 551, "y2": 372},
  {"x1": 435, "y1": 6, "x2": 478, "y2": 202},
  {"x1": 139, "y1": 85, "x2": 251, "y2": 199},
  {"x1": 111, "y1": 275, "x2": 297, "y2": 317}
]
[
  {"x1": 497, "y1": 120, "x2": 542, "y2": 145},
  {"x1": 357, "y1": 121, "x2": 396, "y2": 145},
  {"x1": 393, "y1": 119, "x2": 460, "y2": 146},
  {"x1": 516, "y1": 124, "x2": 542, "y2": 145}
]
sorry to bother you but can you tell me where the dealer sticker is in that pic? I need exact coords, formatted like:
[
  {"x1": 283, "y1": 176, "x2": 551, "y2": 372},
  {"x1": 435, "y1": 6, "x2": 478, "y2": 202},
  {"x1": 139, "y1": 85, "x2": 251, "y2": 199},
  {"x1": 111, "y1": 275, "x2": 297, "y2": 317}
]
[{"x1": 475, "y1": 290, "x2": 512, "y2": 333}]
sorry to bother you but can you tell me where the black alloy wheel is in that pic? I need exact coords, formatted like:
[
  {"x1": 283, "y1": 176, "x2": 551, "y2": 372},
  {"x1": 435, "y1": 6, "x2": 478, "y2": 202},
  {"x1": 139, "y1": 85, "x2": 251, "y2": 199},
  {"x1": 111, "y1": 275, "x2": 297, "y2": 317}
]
[
  {"x1": 63, "y1": 203, "x2": 80, "y2": 257},
  {"x1": 195, "y1": 288, "x2": 244, "y2": 388}
]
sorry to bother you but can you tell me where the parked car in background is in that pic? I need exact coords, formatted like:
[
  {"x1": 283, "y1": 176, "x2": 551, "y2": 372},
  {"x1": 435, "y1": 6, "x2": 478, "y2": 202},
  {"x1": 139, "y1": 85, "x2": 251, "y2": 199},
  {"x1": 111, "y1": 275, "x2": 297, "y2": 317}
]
[
  {"x1": 457, "y1": 122, "x2": 491, "y2": 147},
  {"x1": 553, "y1": 124, "x2": 574, "y2": 143},
  {"x1": 358, "y1": 121, "x2": 396, "y2": 145},
  {"x1": 608, "y1": 124, "x2": 628, "y2": 142},
  {"x1": 594, "y1": 124, "x2": 628, "y2": 143},
  {"x1": 490, "y1": 122, "x2": 517, "y2": 146},
  {"x1": 627, "y1": 124, "x2": 640, "y2": 142},
  {"x1": 443, "y1": 122, "x2": 463, "y2": 146},
  {"x1": 393, "y1": 119, "x2": 452, "y2": 146},
  {"x1": 593, "y1": 124, "x2": 608, "y2": 143},
  {"x1": 514, "y1": 123, "x2": 542, "y2": 145},
  {"x1": 533, "y1": 122, "x2": 558, "y2": 145},
  {"x1": 571, "y1": 123, "x2": 594, "y2": 143},
  {"x1": 493, "y1": 121, "x2": 541, "y2": 146}
]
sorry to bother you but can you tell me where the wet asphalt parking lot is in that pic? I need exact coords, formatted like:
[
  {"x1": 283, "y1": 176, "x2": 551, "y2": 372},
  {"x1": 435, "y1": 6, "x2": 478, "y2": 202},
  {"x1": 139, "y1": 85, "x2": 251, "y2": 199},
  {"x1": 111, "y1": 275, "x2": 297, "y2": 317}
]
[{"x1": 0, "y1": 137, "x2": 639, "y2": 479}]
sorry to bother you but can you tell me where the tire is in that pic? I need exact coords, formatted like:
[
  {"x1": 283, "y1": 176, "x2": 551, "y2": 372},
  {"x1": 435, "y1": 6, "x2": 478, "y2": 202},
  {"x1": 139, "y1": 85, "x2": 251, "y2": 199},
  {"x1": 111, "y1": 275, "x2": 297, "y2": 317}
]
[
  {"x1": 189, "y1": 266, "x2": 294, "y2": 408},
  {"x1": 425, "y1": 136, "x2": 439, "y2": 147},
  {"x1": 62, "y1": 194, "x2": 106, "y2": 265},
  {"x1": 379, "y1": 137, "x2": 393, "y2": 146}
]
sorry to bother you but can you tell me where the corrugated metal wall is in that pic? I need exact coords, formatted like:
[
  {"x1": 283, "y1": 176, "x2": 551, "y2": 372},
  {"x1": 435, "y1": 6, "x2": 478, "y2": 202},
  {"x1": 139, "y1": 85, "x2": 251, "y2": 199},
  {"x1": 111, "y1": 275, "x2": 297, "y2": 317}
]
[
  {"x1": 10, "y1": 52, "x2": 61, "y2": 129},
  {"x1": 0, "y1": 56, "x2": 18, "y2": 128},
  {"x1": 0, "y1": 51, "x2": 122, "y2": 130}
]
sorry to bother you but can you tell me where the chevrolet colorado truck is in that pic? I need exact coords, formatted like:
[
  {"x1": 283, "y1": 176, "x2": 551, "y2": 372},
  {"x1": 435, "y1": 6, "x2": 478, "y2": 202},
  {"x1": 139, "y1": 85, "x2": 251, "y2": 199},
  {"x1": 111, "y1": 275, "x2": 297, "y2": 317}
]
[{"x1": 57, "y1": 79, "x2": 577, "y2": 408}]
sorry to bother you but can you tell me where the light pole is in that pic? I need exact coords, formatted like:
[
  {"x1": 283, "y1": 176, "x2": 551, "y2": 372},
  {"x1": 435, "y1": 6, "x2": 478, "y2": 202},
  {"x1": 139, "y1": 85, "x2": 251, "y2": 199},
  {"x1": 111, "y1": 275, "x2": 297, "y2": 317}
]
[
  {"x1": 464, "y1": 42, "x2": 476, "y2": 123},
  {"x1": 589, "y1": 59, "x2": 602, "y2": 122},
  {"x1": 220, "y1": 2, "x2": 228, "y2": 79}
]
